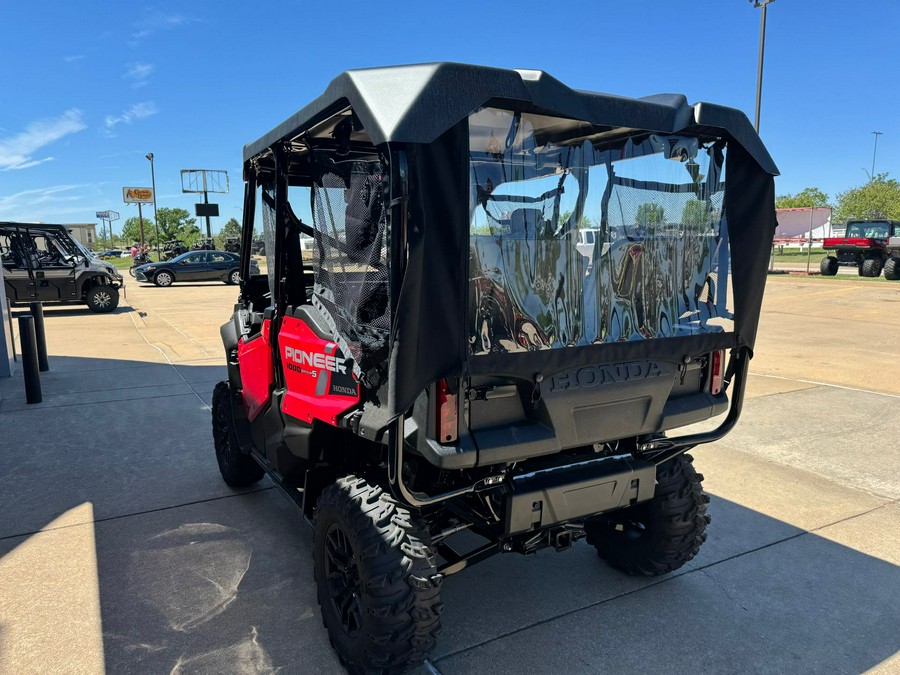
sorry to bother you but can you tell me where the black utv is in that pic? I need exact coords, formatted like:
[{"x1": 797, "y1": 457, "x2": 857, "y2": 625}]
[
  {"x1": 1, "y1": 222, "x2": 123, "y2": 312},
  {"x1": 211, "y1": 63, "x2": 778, "y2": 672}
]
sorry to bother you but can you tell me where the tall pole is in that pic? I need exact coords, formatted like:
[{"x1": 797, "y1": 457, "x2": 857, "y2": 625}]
[
  {"x1": 147, "y1": 153, "x2": 160, "y2": 260},
  {"x1": 871, "y1": 131, "x2": 883, "y2": 180},
  {"x1": 137, "y1": 203, "x2": 146, "y2": 248},
  {"x1": 752, "y1": 0, "x2": 774, "y2": 133}
]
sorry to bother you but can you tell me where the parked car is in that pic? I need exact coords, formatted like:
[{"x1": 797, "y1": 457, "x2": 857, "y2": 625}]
[
  {"x1": 97, "y1": 249, "x2": 124, "y2": 259},
  {"x1": 120, "y1": 251, "x2": 132, "y2": 258},
  {"x1": 134, "y1": 250, "x2": 259, "y2": 286}
]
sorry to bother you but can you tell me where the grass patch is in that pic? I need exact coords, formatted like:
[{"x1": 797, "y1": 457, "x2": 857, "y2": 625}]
[{"x1": 771, "y1": 247, "x2": 826, "y2": 263}]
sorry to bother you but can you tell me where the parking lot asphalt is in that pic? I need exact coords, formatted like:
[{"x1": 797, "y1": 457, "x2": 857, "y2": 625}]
[{"x1": 0, "y1": 274, "x2": 898, "y2": 674}]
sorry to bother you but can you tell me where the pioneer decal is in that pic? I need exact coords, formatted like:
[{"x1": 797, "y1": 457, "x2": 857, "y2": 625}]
[
  {"x1": 284, "y1": 345, "x2": 347, "y2": 374},
  {"x1": 550, "y1": 361, "x2": 665, "y2": 392}
]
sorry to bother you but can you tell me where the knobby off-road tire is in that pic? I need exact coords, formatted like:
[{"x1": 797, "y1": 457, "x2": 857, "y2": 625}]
[
  {"x1": 860, "y1": 256, "x2": 883, "y2": 278},
  {"x1": 883, "y1": 257, "x2": 900, "y2": 281},
  {"x1": 585, "y1": 453, "x2": 710, "y2": 576},
  {"x1": 85, "y1": 285, "x2": 119, "y2": 313},
  {"x1": 211, "y1": 381, "x2": 264, "y2": 487},
  {"x1": 820, "y1": 256, "x2": 838, "y2": 276},
  {"x1": 313, "y1": 476, "x2": 442, "y2": 674}
]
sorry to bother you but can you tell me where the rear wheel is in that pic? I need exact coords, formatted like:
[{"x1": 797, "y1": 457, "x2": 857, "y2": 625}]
[
  {"x1": 819, "y1": 256, "x2": 838, "y2": 276},
  {"x1": 313, "y1": 476, "x2": 442, "y2": 674},
  {"x1": 211, "y1": 381, "x2": 264, "y2": 487},
  {"x1": 85, "y1": 285, "x2": 119, "y2": 313},
  {"x1": 860, "y1": 256, "x2": 883, "y2": 278},
  {"x1": 585, "y1": 453, "x2": 710, "y2": 576},
  {"x1": 154, "y1": 270, "x2": 174, "y2": 287},
  {"x1": 883, "y1": 257, "x2": 900, "y2": 280},
  {"x1": 226, "y1": 269, "x2": 240, "y2": 285}
]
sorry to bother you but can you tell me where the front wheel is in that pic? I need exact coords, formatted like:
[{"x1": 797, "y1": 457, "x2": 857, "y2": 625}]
[
  {"x1": 154, "y1": 270, "x2": 174, "y2": 287},
  {"x1": 313, "y1": 476, "x2": 442, "y2": 673},
  {"x1": 585, "y1": 453, "x2": 710, "y2": 576},
  {"x1": 211, "y1": 381, "x2": 264, "y2": 487},
  {"x1": 85, "y1": 285, "x2": 119, "y2": 313},
  {"x1": 820, "y1": 256, "x2": 838, "y2": 276}
]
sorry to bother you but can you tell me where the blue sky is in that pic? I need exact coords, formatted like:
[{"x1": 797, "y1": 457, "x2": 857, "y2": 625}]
[{"x1": 1, "y1": 0, "x2": 898, "y2": 235}]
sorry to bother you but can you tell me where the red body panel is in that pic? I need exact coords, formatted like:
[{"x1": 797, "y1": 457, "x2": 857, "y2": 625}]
[
  {"x1": 823, "y1": 237, "x2": 883, "y2": 249},
  {"x1": 278, "y1": 315, "x2": 360, "y2": 425},
  {"x1": 237, "y1": 319, "x2": 274, "y2": 422}
]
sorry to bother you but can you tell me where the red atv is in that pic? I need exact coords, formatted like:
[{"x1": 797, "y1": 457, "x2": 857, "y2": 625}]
[
  {"x1": 211, "y1": 63, "x2": 778, "y2": 673},
  {"x1": 820, "y1": 219, "x2": 900, "y2": 278}
]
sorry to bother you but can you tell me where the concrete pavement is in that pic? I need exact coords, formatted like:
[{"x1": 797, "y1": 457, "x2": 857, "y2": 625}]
[{"x1": 0, "y1": 275, "x2": 898, "y2": 674}]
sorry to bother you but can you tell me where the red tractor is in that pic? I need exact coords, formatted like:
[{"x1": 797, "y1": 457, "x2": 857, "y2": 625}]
[{"x1": 211, "y1": 64, "x2": 778, "y2": 672}]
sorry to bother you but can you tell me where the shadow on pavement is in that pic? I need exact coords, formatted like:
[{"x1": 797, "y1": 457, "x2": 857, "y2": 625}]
[
  {"x1": 9, "y1": 304, "x2": 134, "y2": 318},
  {"x1": 0, "y1": 355, "x2": 897, "y2": 673}
]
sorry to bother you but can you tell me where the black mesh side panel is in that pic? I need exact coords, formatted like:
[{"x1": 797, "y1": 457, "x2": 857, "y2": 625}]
[
  {"x1": 261, "y1": 183, "x2": 277, "y2": 295},
  {"x1": 312, "y1": 160, "x2": 389, "y2": 378}
]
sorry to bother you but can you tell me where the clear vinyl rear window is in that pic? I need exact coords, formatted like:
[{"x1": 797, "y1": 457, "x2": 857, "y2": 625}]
[{"x1": 468, "y1": 107, "x2": 732, "y2": 355}]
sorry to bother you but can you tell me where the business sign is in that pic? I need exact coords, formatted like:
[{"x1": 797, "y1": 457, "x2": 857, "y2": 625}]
[
  {"x1": 195, "y1": 203, "x2": 219, "y2": 217},
  {"x1": 122, "y1": 187, "x2": 154, "y2": 204}
]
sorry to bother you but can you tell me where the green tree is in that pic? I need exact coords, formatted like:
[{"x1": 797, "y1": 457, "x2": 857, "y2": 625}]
[
  {"x1": 156, "y1": 207, "x2": 200, "y2": 246},
  {"x1": 833, "y1": 174, "x2": 900, "y2": 222},
  {"x1": 215, "y1": 217, "x2": 242, "y2": 248},
  {"x1": 775, "y1": 187, "x2": 830, "y2": 209},
  {"x1": 681, "y1": 200, "x2": 712, "y2": 229},
  {"x1": 635, "y1": 203, "x2": 665, "y2": 227},
  {"x1": 121, "y1": 216, "x2": 155, "y2": 246}
]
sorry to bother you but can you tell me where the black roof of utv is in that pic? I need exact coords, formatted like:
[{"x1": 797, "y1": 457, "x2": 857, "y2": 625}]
[{"x1": 244, "y1": 62, "x2": 778, "y2": 176}]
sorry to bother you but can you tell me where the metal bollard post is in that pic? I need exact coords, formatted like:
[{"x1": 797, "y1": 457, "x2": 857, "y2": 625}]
[
  {"x1": 18, "y1": 314, "x2": 42, "y2": 404},
  {"x1": 29, "y1": 301, "x2": 49, "y2": 372},
  {"x1": 6, "y1": 298, "x2": 15, "y2": 362}
]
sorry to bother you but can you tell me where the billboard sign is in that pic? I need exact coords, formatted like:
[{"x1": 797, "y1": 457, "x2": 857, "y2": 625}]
[{"x1": 123, "y1": 187, "x2": 154, "y2": 204}]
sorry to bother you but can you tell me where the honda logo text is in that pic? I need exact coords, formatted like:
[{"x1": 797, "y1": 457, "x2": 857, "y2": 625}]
[{"x1": 550, "y1": 361, "x2": 664, "y2": 392}]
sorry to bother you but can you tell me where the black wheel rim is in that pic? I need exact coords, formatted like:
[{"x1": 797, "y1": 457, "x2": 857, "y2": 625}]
[{"x1": 324, "y1": 523, "x2": 363, "y2": 637}]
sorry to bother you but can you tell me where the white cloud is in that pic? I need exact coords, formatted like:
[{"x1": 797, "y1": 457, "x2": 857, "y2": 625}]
[
  {"x1": 104, "y1": 102, "x2": 159, "y2": 132},
  {"x1": 129, "y1": 11, "x2": 195, "y2": 44},
  {"x1": 0, "y1": 110, "x2": 86, "y2": 170},
  {"x1": 0, "y1": 185, "x2": 86, "y2": 216},
  {"x1": 64, "y1": 54, "x2": 86, "y2": 63},
  {"x1": 3, "y1": 157, "x2": 55, "y2": 171},
  {"x1": 125, "y1": 62, "x2": 154, "y2": 88}
]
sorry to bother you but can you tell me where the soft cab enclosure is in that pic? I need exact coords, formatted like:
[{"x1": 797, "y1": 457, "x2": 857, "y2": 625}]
[{"x1": 236, "y1": 63, "x2": 778, "y2": 473}]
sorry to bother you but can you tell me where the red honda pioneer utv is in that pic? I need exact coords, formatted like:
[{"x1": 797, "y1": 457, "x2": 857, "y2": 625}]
[{"x1": 212, "y1": 63, "x2": 777, "y2": 673}]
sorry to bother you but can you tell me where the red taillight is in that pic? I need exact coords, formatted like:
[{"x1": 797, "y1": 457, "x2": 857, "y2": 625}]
[
  {"x1": 436, "y1": 379, "x2": 458, "y2": 444},
  {"x1": 710, "y1": 350, "x2": 725, "y2": 396}
]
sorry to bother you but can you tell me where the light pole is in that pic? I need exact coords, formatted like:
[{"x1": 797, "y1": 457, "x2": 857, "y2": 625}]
[
  {"x1": 146, "y1": 153, "x2": 161, "y2": 260},
  {"x1": 750, "y1": 0, "x2": 775, "y2": 133},
  {"x1": 871, "y1": 131, "x2": 883, "y2": 181}
]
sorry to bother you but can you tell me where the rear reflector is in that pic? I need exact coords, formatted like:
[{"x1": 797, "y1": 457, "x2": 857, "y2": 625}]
[
  {"x1": 436, "y1": 379, "x2": 458, "y2": 444},
  {"x1": 710, "y1": 350, "x2": 725, "y2": 396}
]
